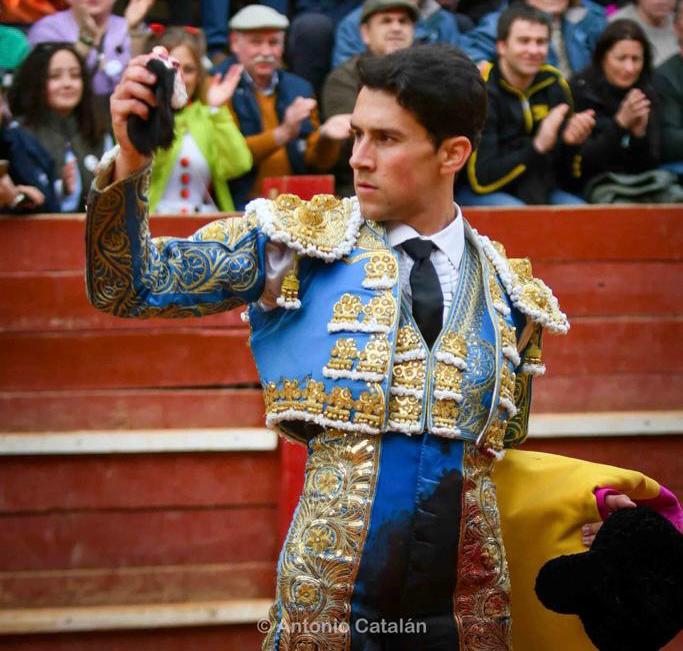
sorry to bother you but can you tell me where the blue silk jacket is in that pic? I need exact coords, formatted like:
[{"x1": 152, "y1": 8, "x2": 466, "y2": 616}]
[{"x1": 85, "y1": 159, "x2": 569, "y2": 453}]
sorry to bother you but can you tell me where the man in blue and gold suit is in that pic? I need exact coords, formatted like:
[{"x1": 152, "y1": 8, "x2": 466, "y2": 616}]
[{"x1": 86, "y1": 44, "x2": 681, "y2": 650}]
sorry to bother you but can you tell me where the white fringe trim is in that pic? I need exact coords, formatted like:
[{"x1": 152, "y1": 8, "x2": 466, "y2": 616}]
[
  {"x1": 266, "y1": 409, "x2": 381, "y2": 436},
  {"x1": 247, "y1": 196, "x2": 362, "y2": 262},
  {"x1": 494, "y1": 300, "x2": 511, "y2": 317},
  {"x1": 240, "y1": 311, "x2": 250, "y2": 323},
  {"x1": 276, "y1": 296, "x2": 302, "y2": 310},
  {"x1": 502, "y1": 345, "x2": 521, "y2": 367},
  {"x1": 362, "y1": 276, "x2": 397, "y2": 289},
  {"x1": 323, "y1": 368, "x2": 385, "y2": 382},
  {"x1": 434, "y1": 389, "x2": 464, "y2": 403},
  {"x1": 96, "y1": 144, "x2": 120, "y2": 176},
  {"x1": 327, "y1": 322, "x2": 390, "y2": 334},
  {"x1": 520, "y1": 363, "x2": 546, "y2": 376},
  {"x1": 390, "y1": 386, "x2": 423, "y2": 398},
  {"x1": 499, "y1": 397, "x2": 518, "y2": 419},
  {"x1": 475, "y1": 232, "x2": 570, "y2": 335},
  {"x1": 431, "y1": 426, "x2": 463, "y2": 439},
  {"x1": 435, "y1": 352, "x2": 468, "y2": 370},
  {"x1": 387, "y1": 420, "x2": 423, "y2": 435},
  {"x1": 394, "y1": 349, "x2": 427, "y2": 362},
  {"x1": 486, "y1": 448, "x2": 507, "y2": 461}
]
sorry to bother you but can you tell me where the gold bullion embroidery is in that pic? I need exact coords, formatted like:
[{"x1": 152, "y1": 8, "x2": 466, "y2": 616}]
[
  {"x1": 324, "y1": 338, "x2": 360, "y2": 373},
  {"x1": 262, "y1": 430, "x2": 380, "y2": 651},
  {"x1": 356, "y1": 221, "x2": 386, "y2": 250},
  {"x1": 353, "y1": 384, "x2": 385, "y2": 429},
  {"x1": 362, "y1": 252, "x2": 399, "y2": 289},
  {"x1": 268, "y1": 193, "x2": 357, "y2": 257},
  {"x1": 388, "y1": 394, "x2": 422, "y2": 430},
  {"x1": 329, "y1": 293, "x2": 364, "y2": 331},
  {"x1": 363, "y1": 291, "x2": 397, "y2": 331},
  {"x1": 356, "y1": 335, "x2": 391, "y2": 377},
  {"x1": 324, "y1": 387, "x2": 355, "y2": 422},
  {"x1": 453, "y1": 443, "x2": 512, "y2": 649},
  {"x1": 432, "y1": 398, "x2": 460, "y2": 430}
]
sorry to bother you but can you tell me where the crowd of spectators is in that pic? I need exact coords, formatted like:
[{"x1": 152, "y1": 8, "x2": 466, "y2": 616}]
[{"x1": 0, "y1": 0, "x2": 680, "y2": 213}]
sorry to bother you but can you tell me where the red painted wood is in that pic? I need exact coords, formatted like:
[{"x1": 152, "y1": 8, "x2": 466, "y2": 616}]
[
  {"x1": 0, "y1": 561, "x2": 276, "y2": 608},
  {"x1": 542, "y1": 317, "x2": 683, "y2": 376},
  {"x1": 0, "y1": 389, "x2": 266, "y2": 432},
  {"x1": 0, "y1": 507, "x2": 277, "y2": 572},
  {"x1": 533, "y1": 261, "x2": 682, "y2": 317},
  {"x1": 0, "y1": 452, "x2": 278, "y2": 513},
  {"x1": 0, "y1": 273, "x2": 246, "y2": 332},
  {"x1": 466, "y1": 205, "x2": 683, "y2": 261},
  {"x1": 278, "y1": 441, "x2": 307, "y2": 546},
  {"x1": 532, "y1": 373, "x2": 683, "y2": 412},
  {"x1": 0, "y1": 330, "x2": 259, "y2": 391},
  {"x1": 0, "y1": 626, "x2": 268, "y2": 651}
]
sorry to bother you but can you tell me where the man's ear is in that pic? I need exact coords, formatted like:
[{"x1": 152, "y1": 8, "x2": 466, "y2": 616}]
[
  {"x1": 439, "y1": 136, "x2": 472, "y2": 175},
  {"x1": 360, "y1": 23, "x2": 371, "y2": 47}
]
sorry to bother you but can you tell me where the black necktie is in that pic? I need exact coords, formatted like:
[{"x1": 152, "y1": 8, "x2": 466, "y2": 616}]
[{"x1": 401, "y1": 238, "x2": 444, "y2": 349}]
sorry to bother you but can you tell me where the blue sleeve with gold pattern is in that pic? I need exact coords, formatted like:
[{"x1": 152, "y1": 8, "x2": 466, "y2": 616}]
[{"x1": 85, "y1": 164, "x2": 266, "y2": 318}]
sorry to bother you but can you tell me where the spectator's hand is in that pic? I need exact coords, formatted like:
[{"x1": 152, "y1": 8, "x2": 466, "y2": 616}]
[
  {"x1": 275, "y1": 97, "x2": 317, "y2": 145},
  {"x1": 319, "y1": 113, "x2": 352, "y2": 141},
  {"x1": 533, "y1": 103, "x2": 569, "y2": 154},
  {"x1": 0, "y1": 174, "x2": 17, "y2": 208},
  {"x1": 562, "y1": 109, "x2": 595, "y2": 146},
  {"x1": 110, "y1": 53, "x2": 158, "y2": 180},
  {"x1": 615, "y1": 88, "x2": 650, "y2": 136},
  {"x1": 206, "y1": 64, "x2": 243, "y2": 108},
  {"x1": 62, "y1": 160, "x2": 77, "y2": 196},
  {"x1": 582, "y1": 493, "x2": 637, "y2": 547},
  {"x1": 15, "y1": 185, "x2": 45, "y2": 209},
  {"x1": 71, "y1": 0, "x2": 105, "y2": 45},
  {"x1": 124, "y1": 0, "x2": 156, "y2": 30}
]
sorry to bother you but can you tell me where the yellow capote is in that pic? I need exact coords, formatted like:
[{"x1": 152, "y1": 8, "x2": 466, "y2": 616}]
[{"x1": 493, "y1": 449, "x2": 662, "y2": 651}]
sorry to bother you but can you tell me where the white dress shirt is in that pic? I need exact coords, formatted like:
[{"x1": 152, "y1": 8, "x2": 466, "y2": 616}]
[{"x1": 386, "y1": 204, "x2": 465, "y2": 325}]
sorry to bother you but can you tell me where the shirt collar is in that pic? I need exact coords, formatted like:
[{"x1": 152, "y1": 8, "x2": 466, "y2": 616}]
[
  {"x1": 386, "y1": 204, "x2": 465, "y2": 271},
  {"x1": 243, "y1": 69, "x2": 279, "y2": 96}
]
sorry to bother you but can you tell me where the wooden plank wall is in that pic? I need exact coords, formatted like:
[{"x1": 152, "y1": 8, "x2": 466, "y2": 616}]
[{"x1": 1, "y1": 205, "x2": 682, "y2": 650}]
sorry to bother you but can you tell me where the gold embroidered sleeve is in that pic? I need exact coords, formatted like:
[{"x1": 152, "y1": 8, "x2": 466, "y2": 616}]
[
  {"x1": 85, "y1": 163, "x2": 264, "y2": 319},
  {"x1": 504, "y1": 325, "x2": 544, "y2": 448}
]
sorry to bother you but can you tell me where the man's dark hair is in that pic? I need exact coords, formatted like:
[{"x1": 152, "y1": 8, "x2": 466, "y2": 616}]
[
  {"x1": 496, "y1": 3, "x2": 552, "y2": 42},
  {"x1": 357, "y1": 44, "x2": 487, "y2": 149}
]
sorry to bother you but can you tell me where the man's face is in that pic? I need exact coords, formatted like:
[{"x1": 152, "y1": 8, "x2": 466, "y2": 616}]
[
  {"x1": 229, "y1": 29, "x2": 285, "y2": 84},
  {"x1": 360, "y1": 9, "x2": 415, "y2": 56},
  {"x1": 349, "y1": 87, "x2": 442, "y2": 224},
  {"x1": 526, "y1": 0, "x2": 569, "y2": 17},
  {"x1": 497, "y1": 19, "x2": 550, "y2": 80},
  {"x1": 637, "y1": 0, "x2": 675, "y2": 22}
]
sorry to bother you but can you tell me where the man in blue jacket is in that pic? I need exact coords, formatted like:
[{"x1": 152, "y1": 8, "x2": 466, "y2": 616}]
[{"x1": 462, "y1": 0, "x2": 606, "y2": 78}]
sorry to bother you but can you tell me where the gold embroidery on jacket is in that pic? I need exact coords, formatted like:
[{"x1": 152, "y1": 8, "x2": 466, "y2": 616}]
[
  {"x1": 262, "y1": 430, "x2": 380, "y2": 651},
  {"x1": 453, "y1": 443, "x2": 512, "y2": 649}
]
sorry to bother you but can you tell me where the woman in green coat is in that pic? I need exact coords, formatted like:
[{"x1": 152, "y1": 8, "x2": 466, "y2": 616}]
[{"x1": 147, "y1": 27, "x2": 252, "y2": 214}]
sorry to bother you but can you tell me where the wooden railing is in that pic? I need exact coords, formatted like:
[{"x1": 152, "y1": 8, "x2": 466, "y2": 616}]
[{"x1": 1, "y1": 205, "x2": 681, "y2": 649}]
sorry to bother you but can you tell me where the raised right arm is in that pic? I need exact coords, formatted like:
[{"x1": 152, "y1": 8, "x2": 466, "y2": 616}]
[
  {"x1": 86, "y1": 53, "x2": 266, "y2": 319},
  {"x1": 86, "y1": 159, "x2": 265, "y2": 318}
]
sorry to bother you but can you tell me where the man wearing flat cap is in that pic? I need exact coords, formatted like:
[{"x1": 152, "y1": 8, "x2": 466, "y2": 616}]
[
  {"x1": 322, "y1": 0, "x2": 418, "y2": 197},
  {"x1": 213, "y1": 4, "x2": 352, "y2": 209}
]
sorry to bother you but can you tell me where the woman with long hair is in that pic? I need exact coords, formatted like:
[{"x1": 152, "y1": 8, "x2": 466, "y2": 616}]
[
  {"x1": 570, "y1": 19, "x2": 661, "y2": 191},
  {"x1": 144, "y1": 26, "x2": 252, "y2": 214},
  {"x1": 8, "y1": 42, "x2": 110, "y2": 211}
]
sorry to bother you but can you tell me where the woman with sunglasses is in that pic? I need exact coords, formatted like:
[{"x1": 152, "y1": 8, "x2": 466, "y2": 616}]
[
  {"x1": 144, "y1": 26, "x2": 252, "y2": 215},
  {"x1": 9, "y1": 42, "x2": 111, "y2": 212}
]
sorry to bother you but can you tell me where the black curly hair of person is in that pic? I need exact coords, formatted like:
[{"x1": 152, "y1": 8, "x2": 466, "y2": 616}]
[
  {"x1": 357, "y1": 44, "x2": 487, "y2": 150},
  {"x1": 8, "y1": 41, "x2": 106, "y2": 147}
]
